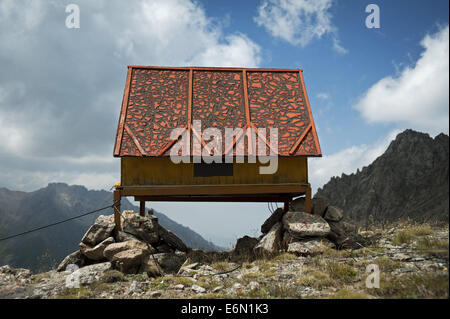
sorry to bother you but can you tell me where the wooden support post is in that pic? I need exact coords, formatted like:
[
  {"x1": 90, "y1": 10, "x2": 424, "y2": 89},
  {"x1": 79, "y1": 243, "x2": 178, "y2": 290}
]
[
  {"x1": 139, "y1": 201, "x2": 146, "y2": 217},
  {"x1": 113, "y1": 189, "x2": 122, "y2": 232},
  {"x1": 283, "y1": 201, "x2": 289, "y2": 213},
  {"x1": 305, "y1": 185, "x2": 312, "y2": 214}
]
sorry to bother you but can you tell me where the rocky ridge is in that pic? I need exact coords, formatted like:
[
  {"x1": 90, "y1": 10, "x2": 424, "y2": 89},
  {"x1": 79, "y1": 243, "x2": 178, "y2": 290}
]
[{"x1": 316, "y1": 130, "x2": 449, "y2": 224}]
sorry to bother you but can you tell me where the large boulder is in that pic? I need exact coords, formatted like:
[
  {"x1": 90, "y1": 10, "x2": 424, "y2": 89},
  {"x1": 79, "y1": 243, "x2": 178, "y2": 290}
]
[
  {"x1": 141, "y1": 257, "x2": 162, "y2": 277},
  {"x1": 81, "y1": 215, "x2": 115, "y2": 246},
  {"x1": 232, "y1": 236, "x2": 259, "y2": 256},
  {"x1": 152, "y1": 253, "x2": 186, "y2": 274},
  {"x1": 282, "y1": 211, "x2": 330, "y2": 237},
  {"x1": 312, "y1": 196, "x2": 328, "y2": 217},
  {"x1": 287, "y1": 238, "x2": 334, "y2": 256},
  {"x1": 121, "y1": 210, "x2": 159, "y2": 245},
  {"x1": 103, "y1": 240, "x2": 154, "y2": 260},
  {"x1": 65, "y1": 262, "x2": 112, "y2": 286},
  {"x1": 57, "y1": 250, "x2": 88, "y2": 272},
  {"x1": 281, "y1": 231, "x2": 295, "y2": 250},
  {"x1": 79, "y1": 237, "x2": 114, "y2": 261},
  {"x1": 327, "y1": 219, "x2": 358, "y2": 248},
  {"x1": 254, "y1": 222, "x2": 283, "y2": 255},
  {"x1": 116, "y1": 231, "x2": 141, "y2": 242},
  {"x1": 289, "y1": 197, "x2": 305, "y2": 212},
  {"x1": 323, "y1": 206, "x2": 344, "y2": 222},
  {"x1": 158, "y1": 225, "x2": 188, "y2": 252},
  {"x1": 111, "y1": 249, "x2": 149, "y2": 274},
  {"x1": 261, "y1": 208, "x2": 284, "y2": 234}
]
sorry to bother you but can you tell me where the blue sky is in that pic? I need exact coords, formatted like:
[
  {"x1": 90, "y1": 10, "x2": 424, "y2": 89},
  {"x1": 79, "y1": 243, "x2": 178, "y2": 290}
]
[
  {"x1": 199, "y1": 0, "x2": 449, "y2": 153},
  {"x1": 0, "y1": 0, "x2": 448, "y2": 247}
]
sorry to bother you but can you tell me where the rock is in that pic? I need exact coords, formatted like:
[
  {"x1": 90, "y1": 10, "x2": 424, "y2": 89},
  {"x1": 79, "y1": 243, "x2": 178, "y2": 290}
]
[
  {"x1": 281, "y1": 231, "x2": 295, "y2": 249},
  {"x1": 174, "y1": 284, "x2": 185, "y2": 290},
  {"x1": 79, "y1": 237, "x2": 115, "y2": 261},
  {"x1": 185, "y1": 249, "x2": 211, "y2": 264},
  {"x1": 323, "y1": 206, "x2": 344, "y2": 222},
  {"x1": 312, "y1": 196, "x2": 328, "y2": 217},
  {"x1": 57, "y1": 250, "x2": 87, "y2": 272},
  {"x1": 233, "y1": 236, "x2": 259, "y2": 256},
  {"x1": 248, "y1": 281, "x2": 260, "y2": 290},
  {"x1": 287, "y1": 238, "x2": 334, "y2": 256},
  {"x1": 254, "y1": 222, "x2": 283, "y2": 255},
  {"x1": 212, "y1": 286, "x2": 223, "y2": 293},
  {"x1": 149, "y1": 291, "x2": 162, "y2": 297},
  {"x1": 156, "y1": 243, "x2": 175, "y2": 253},
  {"x1": 66, "y1": 262, "x2": 112, "y2": 286},
  {"x1": 327, "y1": 220, "x2": 358, "y2": 248},
  {"x1": 116, "y1": 231, "x2": 140, "y2": 242},
  {"x1": 100, "y1": 270, "x2": 125, "y2": 283},
  {"x1": 232, "y1": 283, "x2": 242, "y2": 289},
  {"x1": 261, "y1": 208, "x2": 285, "y2": 233},
  {"x1": 81, "y1": 215, "x2": 115, "y2": 246},
  {"x1": 111, "y1": 248, "x2": 150, "y2": 274},
  {"x1": 103, "y1": 240, "x2": 154, "y2": 260},
  {"x1": 158, "y1": 225, "x2": 188, "y2": 252},
  {"x1": 191, "y1": 284, "x2": 206, "y2": 293},
  {"x1": 122, "y1": 210, "x2": 159, "y2": 245},
  {"x1": 178, "y1": 261, "x2": 199, "y2": 275},
  {"x1": 289, "y1": 197, "x2": 305, "y2": 212},
  {"x1": 141, "y1": 257, "x2": 162, "y2": 277},
  {"x1": 282, "y1": 211, "x2": 330, "y2": 237},
  {"x1": 152, "y1": 253, "x2": 186, "y2": 274}
]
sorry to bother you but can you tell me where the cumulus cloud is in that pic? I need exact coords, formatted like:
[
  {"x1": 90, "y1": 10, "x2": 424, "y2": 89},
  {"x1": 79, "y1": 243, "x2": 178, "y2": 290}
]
[
  {"x1": 0, "y1": 0, "x2": 262, "y2": 191},
  {"x1": 354, "y1": 25, "x2": 449, "y2": 136},
  {"x1": 309, "y1": 129, "x2": 402, "y2": 193},
  {"x1": 254, "y1": 0, "x2": 347, "y2": 53}
]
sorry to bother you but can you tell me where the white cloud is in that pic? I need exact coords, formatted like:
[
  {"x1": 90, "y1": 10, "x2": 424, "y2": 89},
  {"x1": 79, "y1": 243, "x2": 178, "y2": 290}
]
[
  {"x1": 254, "y1": 0, "x2": 347, "y2": 53},
  {"x1": 316, "y1": 92, "x2": 330, "y2": 100},
  {"x1": 309, "y1": 129, "x2": 402, "y2": 193},
  {"x1": 354, "y1": 25, "x2": 449, "y2": 136},
  {"x1": 0, "y1": 0, "x2": 262, "y2": 192}
]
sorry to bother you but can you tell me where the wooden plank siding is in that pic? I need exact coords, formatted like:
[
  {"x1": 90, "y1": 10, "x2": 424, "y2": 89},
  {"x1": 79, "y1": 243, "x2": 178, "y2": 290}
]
[{"x1": 121, "y1": 157, "x2": 308, "y2": 187}]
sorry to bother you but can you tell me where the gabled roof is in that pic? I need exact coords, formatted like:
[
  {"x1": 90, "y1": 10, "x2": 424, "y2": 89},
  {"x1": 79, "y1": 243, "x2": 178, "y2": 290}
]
[{"x1": 114, "y1": 66, "x2": 321, "y2": 157}]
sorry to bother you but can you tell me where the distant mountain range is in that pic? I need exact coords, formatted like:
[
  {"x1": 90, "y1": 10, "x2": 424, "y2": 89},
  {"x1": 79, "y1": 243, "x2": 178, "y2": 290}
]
[
  {"x1": 316, "y1": 129, "x2": 449, "y2": 224},
  {"x1": 0, "y1": 183, "x2": 223, "y2": 272}
]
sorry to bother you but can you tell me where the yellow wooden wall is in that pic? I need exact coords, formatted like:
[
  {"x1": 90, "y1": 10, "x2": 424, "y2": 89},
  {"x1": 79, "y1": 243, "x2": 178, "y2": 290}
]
[{"x1": 121, "y1": 157, "x2": 308, "y2": 186}]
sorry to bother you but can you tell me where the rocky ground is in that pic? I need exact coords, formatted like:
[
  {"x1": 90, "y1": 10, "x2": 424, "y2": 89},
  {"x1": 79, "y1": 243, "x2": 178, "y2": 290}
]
[{"x1": 1, "y1": 220, "x2": 448, "y2": 299}]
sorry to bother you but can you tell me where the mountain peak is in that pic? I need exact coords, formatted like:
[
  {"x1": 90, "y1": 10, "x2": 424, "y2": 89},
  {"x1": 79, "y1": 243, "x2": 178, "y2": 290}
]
[{"x1": 316, "y1": 129, "x2": 449, "y2": 222}]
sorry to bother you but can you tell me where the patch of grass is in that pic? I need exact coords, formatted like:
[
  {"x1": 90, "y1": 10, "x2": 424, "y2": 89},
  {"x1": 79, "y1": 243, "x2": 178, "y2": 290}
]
[
  {"x1": 242, "y1": 262, "x2": 253, "y2": 269},
  {"x1": 57, "y1": 287, "x2": 92, "y2": 299},
  {"x1": 296, "y1": 270, "x2": 335, "y2": 289},
  {"x1": 417, "y1": 237, "x2": 448, "y2": 252},
  {"x1": 257, "y1": 261, "x2": 275, "y2": 272},
  {"x1": 373, "y1": 273, "x2": 449, "y2": 298},
  {"x1": 89, "y1": 282, "x2": 113, "y2": 294},
  {"x1": 211, "y1": 261, "x2": 232, "y2": 272},
  {"x1": 267, "y1": 284, "x2": 301, "y2": 298},
  {"x1": 242, "y1": 272, "x2": 261, "y2": 281},
  {"x1": 100, "y1": 270, "x2": 125, "y2": 283},
  {"x1": 263, "y1": 269, "x2": 276, "y2": 278},
  {"x1": 272, "y1": 253, "x2": 296, "y2": 262},
  {"x1": 32, "y1": 273, "x2": 51, "y2": 284},
  {"x1": 392, "y1": 225, "x2": 432, "y2": 245},
  {"x1": 373, "y1": 256, "x2": 401, "y2": 272},
  {"x1": 195, "y1": 278, "x2": 222, "y2": 290},
  {"x1": 330, "y1": 289, "x2": 371, "y2": 299},
  {"x1": 247, "y1": 287, "x2": 270, "y2": 298},
  {"x1": 151, "y1": 275, "x2": 172, "y2": 290},
  {"x1": 173, "y1": 276, "x2": 195, "y2": 286},
  {"x1": 326, "y1": 262, "x2": 357, "y2": 284}
]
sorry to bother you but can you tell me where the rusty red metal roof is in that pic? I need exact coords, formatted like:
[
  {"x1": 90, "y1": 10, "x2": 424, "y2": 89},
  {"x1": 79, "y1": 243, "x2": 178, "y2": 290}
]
[{"x1": 114, "y1": 66, "x2": 321, "y2": 157}]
